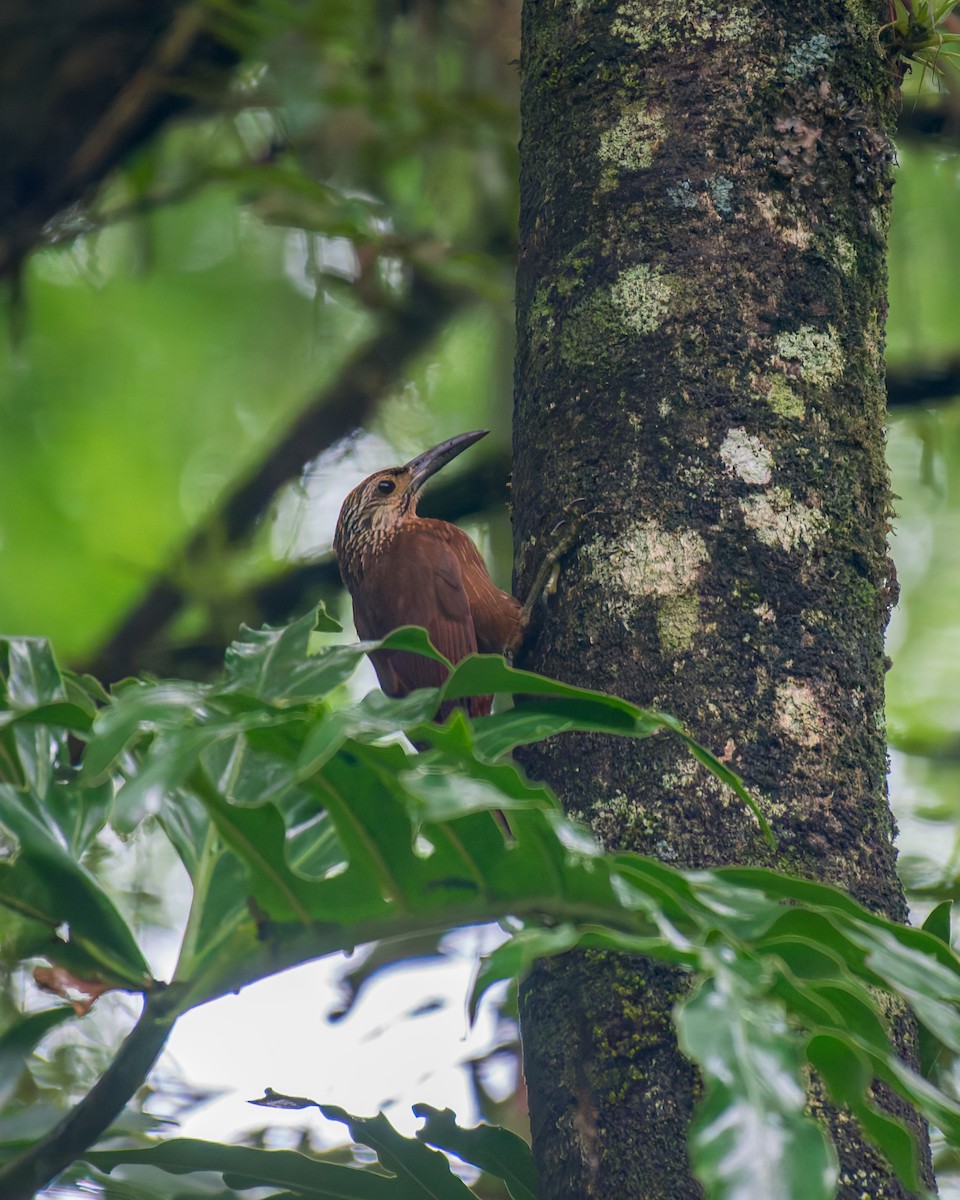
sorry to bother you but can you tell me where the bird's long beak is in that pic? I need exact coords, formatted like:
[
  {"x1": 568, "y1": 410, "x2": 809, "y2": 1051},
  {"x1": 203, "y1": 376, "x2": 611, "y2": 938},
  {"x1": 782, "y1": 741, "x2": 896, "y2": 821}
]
[{"x1": 405, "y1": 429, "x2": 488, "y2": 493}]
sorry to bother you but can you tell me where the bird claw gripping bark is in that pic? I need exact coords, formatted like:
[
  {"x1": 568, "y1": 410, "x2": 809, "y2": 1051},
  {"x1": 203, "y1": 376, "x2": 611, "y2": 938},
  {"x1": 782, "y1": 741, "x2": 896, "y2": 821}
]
[{"x1": 509, "y1": 500, "x2": 588, "y2": 661}]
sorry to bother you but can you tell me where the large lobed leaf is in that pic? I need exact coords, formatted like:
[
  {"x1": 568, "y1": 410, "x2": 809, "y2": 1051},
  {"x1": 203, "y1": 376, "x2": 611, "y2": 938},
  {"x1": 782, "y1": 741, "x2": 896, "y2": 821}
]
[
  {"x1": 0, "y1": 641, "x2": 152, "y2": 987},
  {"x1": 87, "y1": 1094, "x2": 537, "y2": 1200},
  {"x1": 3, "y1": 616, "x2": 960, "y2": 1200}
]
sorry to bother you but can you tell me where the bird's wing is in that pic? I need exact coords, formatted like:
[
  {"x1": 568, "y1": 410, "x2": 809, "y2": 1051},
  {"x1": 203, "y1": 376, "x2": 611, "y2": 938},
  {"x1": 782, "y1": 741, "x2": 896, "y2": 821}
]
[
  {"x1": 442, "y1": 525, "x2": 523, "y2": 655},
  {"x1": 352, "y1": 525, "x2": 479, "y2": 700}
]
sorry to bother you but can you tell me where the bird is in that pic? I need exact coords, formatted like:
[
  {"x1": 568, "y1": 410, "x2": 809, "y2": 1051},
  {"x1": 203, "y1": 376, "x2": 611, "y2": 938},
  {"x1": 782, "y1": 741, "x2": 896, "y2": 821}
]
[{"x1": 333, "y1": 430, "x2": 526, "y2": 720}]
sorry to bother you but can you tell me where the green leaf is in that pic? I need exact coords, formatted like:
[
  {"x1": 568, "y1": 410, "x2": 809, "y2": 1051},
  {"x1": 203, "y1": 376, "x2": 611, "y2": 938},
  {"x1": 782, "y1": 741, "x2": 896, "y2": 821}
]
[
  {"x1": 0, "y1": 784, "x2": 152, "y2": 985},
  {"x1": 918, "y1": 901, "x2": 952, "y2": 1075},
  {"x1": 676, "y1": 960, "x2": 838, "y2": 1200},
  {"x1": 113, "y1": 726, "x2": 233, "y2": 833},
  {"x1": 43, "y1": 775, "x2": 114, "y2": 858},
  {"x1": 222, "y1": 607, "x2": 365, "y2": 702},
  {"x1": 1, "y1": 639, "x2": 67, "y2": 709},
  {"x1": 0, "y1": 702, "x2": 93, "y2": 735},
  {"x1": 440, "y1": 654, "x2": 645, "y2": 720},
  {"x1": 174, "y1": 817, "x2": 252, "y2": 984},
  {"x1": 470, "y1": 926, "x2": 584, "y2": 1022},
  {"x1": 806, "y1": 1033, "x2": 921, "y2": 1192},
  {"x1": 72, "y1": 1160, "x2": 236, "y2": 1200},
  {"x1": 413, "y1": 1105, "x2": 536, "y2": 1200},
  {"x1": 806, "y1": 980, "x2": 889, "y2": 1053},
  {"x1": 921, "y1": 900, "x2": 951, "y2": 947},
  {"x1": 81, "y1": 679, "x2": 210, "y2": 784},
  {"x1": 435, "y1": 653, "x2": 771, "y2": 842},
  {"x1": 87, "y1": 1138, "x2": 397, "y2": 1197},
  {"x1": 0, "y1": 1008, "x2": 74, "y2": 1108},
  {"x1": 320, "y1": 1106, "x2": 476, "y2": 1198},
  {"x1": 297, "y1": 689, "x2": 440, "y2": 774},
  {"x1": 880, "y1": 1053, "x2": 960, "y2": 1145},
  {"x1": 0, "y1": 1102, "x2": 71, "y2": 1163}
]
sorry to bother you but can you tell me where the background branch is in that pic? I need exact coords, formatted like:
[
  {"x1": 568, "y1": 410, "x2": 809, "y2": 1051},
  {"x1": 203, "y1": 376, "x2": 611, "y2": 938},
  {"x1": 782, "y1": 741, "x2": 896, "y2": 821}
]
[
  {"x1": 886, "y1": 359, "x2": 960, "y2": 408},
  {"x1": 0, "y1": 0, "x2": 238, "y2": 282}
]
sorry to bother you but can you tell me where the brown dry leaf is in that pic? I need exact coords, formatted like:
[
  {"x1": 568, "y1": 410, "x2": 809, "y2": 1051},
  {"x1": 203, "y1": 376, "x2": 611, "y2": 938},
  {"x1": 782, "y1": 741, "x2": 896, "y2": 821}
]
[{"x1": 33, "y1": 966, "x2": 115, "y2": 1015}]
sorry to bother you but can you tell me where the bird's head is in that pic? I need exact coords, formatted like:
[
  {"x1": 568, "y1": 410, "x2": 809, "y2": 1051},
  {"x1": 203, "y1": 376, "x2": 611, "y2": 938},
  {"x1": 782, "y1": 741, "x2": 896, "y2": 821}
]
[{"x1": 334, "y1": 429, "x2": 488, "y2": 581}]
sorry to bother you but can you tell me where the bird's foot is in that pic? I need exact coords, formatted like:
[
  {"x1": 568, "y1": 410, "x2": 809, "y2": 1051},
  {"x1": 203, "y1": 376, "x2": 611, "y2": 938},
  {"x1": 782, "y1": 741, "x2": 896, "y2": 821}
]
[{"x1": 513, "y1": 500, "x2": 588, "y2": 648}]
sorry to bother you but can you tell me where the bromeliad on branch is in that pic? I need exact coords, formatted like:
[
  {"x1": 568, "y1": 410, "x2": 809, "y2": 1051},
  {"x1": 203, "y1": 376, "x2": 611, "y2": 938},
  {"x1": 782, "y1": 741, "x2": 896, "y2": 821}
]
[{"x1": 333, "y1": 430, "x2": 574, "y2": 720}]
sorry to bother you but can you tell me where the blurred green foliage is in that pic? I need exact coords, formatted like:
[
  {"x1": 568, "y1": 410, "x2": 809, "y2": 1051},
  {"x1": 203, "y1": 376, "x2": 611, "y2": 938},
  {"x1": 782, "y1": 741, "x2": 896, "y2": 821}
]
[{"x1": 0, "y1": 0, "x2": 519, "y2": 664}]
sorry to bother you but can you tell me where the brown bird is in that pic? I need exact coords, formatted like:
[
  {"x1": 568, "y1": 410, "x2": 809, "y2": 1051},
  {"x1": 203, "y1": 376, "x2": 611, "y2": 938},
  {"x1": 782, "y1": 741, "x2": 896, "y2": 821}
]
[{"x1": 333, "y1": 430, "x2": 524, "y2": 719}]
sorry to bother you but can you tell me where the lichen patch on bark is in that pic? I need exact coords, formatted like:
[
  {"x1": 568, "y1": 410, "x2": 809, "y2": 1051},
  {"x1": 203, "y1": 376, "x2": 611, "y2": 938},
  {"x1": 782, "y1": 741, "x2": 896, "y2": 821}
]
[
  {"x1": 656, "y1": 593, "x2": 701, "y2": 654},
  {"x1": 557, "y1": 263, "x2": 672, "y2": 364},
  {"x1": 775, "y1": 679, "x2": 827, "y2": 749},
  {"x1": 832, "y1": 233, "x2": 856, "y2": 273},
  {"x1": 740, "y1": 487, "x2": 828, "y2": 551},
  {"x1": 720, "y1": 428, "x2": 773, "y2": 485},
  {"x1": 784, "y1": 32, "x2": 838, "y2": 78},
  {"x1": 595, "y1": 520, "x2": 708, "y2": 602},
  {"x1": 762, "y1": 375, "x2": 806, "y2": 420},
  {"x1": 708, "y1": 175, "x2": 735, "y2": 214},
  {"x1": 598, "y1": 102, "x2": 666, "y2": 184},
  {"x1": 609, "y1": 263, "x2": 672, "y2": 333},
  {"x1": 753, "y1": 192, "x2": 812, "y2": 249},
  {"x1": 610, "y1": 2, "x2": 755, "y2": 49},
  {"x1": 774, "y1": 324, "x2": 844, "y2": 386}
]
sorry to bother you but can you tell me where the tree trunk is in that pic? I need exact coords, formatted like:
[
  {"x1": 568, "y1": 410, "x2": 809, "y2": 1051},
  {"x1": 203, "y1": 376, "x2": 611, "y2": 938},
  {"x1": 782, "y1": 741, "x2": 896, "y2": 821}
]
[{"x1": 511, "y1": 1, "x2": 933, "y2": 1196}]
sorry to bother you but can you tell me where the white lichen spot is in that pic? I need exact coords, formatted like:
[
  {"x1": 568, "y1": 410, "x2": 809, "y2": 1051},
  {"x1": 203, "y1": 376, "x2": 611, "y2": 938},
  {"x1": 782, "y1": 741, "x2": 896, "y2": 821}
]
[
  {"x1": 596, "y1": 520, "x2": 707, "y2": 625},
  {"x1": 668, "y1": 180, "x2": 698, "y2": 208},
  {"x1": 833, "y1": 234, "x2": 856, "y2": 274},
  {"x1": 708, "y1": 175, "x2": 734, "y2": 214},
  {"x1": 775, "y1": 679, "x2": 826, "y2": 748},
  {"x1": 719, "y1": 428, "x2": 773, "y2": 486},
  {"x1": 753, "y1": 600, "x2": 776, "y2": 623},
  {"x1": 609, "y1": 264, "x2": 671, "y2": 334},
  {"x1": 784, "y1": 33, "x2": 836, "y2": 77},
  {"x1": 599, "y1": 103, "x2": 665, "y2": 177},
  {"x1": 754, "y1": 193, "x2": 811, "y2": 249},
  {"x1": 775, "y1": 325, "x2": 844, "y2": 387},
  {"x1": 740, "y1": 487, "x2": 827, "y2": 551}
]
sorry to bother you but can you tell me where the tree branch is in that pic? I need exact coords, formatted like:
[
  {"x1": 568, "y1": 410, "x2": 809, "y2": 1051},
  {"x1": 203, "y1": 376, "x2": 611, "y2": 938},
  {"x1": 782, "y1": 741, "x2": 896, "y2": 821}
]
[
  {"x1": 0, "y1": 1, "x2": 238, "y2": 281},
  {"x1": 0, "y1": 991, "x2": 175, "y2": 1200}
]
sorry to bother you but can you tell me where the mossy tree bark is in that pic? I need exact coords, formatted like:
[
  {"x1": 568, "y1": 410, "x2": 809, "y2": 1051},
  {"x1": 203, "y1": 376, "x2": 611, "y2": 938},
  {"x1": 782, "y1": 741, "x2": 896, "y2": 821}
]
[{"x1": 511, "y1": 2, "x2": 932, "y2": 1197}]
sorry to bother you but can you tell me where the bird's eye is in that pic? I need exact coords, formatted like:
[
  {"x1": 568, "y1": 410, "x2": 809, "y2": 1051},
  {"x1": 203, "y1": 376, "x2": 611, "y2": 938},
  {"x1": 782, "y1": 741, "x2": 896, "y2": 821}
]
[{"x1": 377, "y1": 479, "x2": 396, "y2": 495}]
